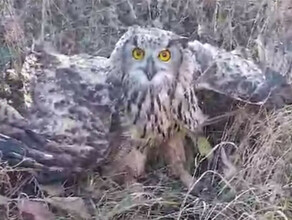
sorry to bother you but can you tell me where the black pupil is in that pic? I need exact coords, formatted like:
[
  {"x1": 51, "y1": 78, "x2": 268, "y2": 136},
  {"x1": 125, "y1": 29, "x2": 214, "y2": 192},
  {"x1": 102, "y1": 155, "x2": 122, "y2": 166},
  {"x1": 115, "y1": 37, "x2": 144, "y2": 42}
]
[
  {"x1": 136, "y1": 50, "x2": 141, "y2": 56},
  {"x1": 162, "y1": 52, "x2": 167, "y2": 57}
]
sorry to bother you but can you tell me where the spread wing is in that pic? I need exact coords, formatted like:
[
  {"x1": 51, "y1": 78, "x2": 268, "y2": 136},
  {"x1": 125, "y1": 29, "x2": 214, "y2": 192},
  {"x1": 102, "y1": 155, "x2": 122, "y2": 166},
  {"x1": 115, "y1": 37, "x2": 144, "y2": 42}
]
[
  {"x1": 189, "y1": 41, "x2": 292, "y2": 107},
  {"x1": 0, "y1": 44, "x2": 116, "y2": 183}
]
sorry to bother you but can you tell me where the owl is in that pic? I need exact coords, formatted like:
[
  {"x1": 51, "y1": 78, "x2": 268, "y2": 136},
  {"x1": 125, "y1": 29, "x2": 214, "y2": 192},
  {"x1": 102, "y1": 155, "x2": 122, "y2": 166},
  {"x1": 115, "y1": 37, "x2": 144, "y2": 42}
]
[
  {"x1": 0, "y1": 26, "x2": 290, "y2": 187},
  {"x1": 101, "y1": 26, "x2": 209, "y2": 188}
]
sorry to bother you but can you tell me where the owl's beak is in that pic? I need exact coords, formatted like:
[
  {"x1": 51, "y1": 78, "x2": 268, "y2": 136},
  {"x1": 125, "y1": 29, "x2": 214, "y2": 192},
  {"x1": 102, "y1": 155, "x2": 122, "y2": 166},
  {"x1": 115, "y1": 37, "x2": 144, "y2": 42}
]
[{"x1": 145, "y1": 57, "x2": 156, "y2": 80}]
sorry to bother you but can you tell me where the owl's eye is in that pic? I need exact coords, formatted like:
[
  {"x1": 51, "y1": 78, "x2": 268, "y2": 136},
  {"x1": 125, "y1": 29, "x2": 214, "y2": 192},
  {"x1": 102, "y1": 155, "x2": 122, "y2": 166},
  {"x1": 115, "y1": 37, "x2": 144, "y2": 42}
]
[
  {"x1": 132, "y1": 48, "x2": 145, "y2": 60},
  {"x1": 158, "y1": 49, "x2": 171, "y2": 62}
]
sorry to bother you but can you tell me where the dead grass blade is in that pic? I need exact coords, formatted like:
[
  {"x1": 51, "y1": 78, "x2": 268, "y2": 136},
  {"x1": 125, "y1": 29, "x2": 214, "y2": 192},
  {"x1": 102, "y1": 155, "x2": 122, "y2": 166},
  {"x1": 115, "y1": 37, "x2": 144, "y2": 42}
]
[{"x1": 0, "y1": 195, "x2": 10, "y2": 205}]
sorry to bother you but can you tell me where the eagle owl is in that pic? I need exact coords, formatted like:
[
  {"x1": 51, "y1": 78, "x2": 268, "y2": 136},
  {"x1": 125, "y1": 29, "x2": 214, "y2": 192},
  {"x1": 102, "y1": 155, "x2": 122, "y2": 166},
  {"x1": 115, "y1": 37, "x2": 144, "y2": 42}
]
[
  {"x1": 103, "y1": 26, "x2": 207, "y2": 188},
  {"x1": 0, "y1": 25, "x2": 290, "y2": 187}
]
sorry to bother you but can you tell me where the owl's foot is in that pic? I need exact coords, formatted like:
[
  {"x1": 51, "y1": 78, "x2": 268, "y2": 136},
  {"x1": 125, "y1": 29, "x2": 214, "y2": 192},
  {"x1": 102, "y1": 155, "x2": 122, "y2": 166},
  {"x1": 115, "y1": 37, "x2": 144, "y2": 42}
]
[
  {"x1": 102, "y1": 147, "x2": 147, "y2": 188},
  {"x1": 161, "y1": 134, "x2": 195, "y2": 190},
  {"x1": 169, "y1": 162, "x2": 196, "y2": 190}
]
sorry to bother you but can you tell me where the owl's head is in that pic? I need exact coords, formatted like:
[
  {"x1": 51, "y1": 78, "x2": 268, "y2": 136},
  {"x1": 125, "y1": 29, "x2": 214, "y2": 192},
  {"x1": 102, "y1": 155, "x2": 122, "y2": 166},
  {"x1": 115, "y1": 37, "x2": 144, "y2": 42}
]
[{"x1": 109, "y1": 26, "x2": 189, "y2": 92}]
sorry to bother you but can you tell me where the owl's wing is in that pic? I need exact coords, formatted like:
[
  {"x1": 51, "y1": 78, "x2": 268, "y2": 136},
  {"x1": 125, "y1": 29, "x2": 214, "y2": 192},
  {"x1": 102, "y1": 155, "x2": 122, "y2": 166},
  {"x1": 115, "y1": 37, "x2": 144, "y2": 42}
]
[
  {"x1": 0, "y1": 99, "x2": 70, "y2": 183},
  {"x1": 189, "y1": 41, "x2": 292, "y2": 107},
  {"x1": 0, "y1": 44, "x2": 117, "y2": 183}
]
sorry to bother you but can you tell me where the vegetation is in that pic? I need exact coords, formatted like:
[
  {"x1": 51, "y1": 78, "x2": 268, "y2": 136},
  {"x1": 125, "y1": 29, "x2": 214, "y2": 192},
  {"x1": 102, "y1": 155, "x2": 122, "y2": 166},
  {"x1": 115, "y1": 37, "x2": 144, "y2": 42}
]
[{"x1": 0, "y1": 0, "x2": 291, "y2": 219}]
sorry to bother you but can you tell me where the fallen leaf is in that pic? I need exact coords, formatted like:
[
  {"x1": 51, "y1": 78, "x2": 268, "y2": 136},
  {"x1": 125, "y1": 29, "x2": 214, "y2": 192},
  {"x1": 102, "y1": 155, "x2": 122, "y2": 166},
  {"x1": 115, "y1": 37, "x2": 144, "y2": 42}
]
[
  {"x1": 45, "y1": 196, "x2": 91, "y2": 219},
  {"x1": 18, "y1": 199, "x2": 55, "y2": 220},
  {"x1": 197, "y1": 136, "x2": 213, "y2": 159}
]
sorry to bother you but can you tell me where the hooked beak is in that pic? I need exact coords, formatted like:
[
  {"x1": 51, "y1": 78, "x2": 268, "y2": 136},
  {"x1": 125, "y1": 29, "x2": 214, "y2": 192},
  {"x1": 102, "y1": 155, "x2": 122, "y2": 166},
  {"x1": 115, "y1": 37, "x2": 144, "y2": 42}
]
[{"x1": 145, "y1": 57, "x2": 157, "y2": 80}]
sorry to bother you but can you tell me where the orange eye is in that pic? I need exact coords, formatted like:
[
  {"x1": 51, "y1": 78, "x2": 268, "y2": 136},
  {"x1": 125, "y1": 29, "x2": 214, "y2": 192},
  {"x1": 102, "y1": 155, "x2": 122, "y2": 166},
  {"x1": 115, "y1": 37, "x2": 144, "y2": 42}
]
[
  {"x1": 158, "y1": 49, "x2": 171, "y2": 62},
  {"x1": 132, "y1": 47, "x2": 145, "y2": 60}
]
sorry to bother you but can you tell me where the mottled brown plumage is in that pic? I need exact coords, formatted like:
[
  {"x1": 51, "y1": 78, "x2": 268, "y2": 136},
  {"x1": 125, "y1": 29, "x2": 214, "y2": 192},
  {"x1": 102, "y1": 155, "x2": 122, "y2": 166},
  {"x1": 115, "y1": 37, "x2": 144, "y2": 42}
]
[{"x1": 0, "y1": 46, "x2": 115, "y2": 183}]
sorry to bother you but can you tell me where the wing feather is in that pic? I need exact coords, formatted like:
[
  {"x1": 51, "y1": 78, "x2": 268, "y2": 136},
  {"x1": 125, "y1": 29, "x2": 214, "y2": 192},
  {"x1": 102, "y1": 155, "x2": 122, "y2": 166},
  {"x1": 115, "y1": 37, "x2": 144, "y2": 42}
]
[
  {"x1": 0, "y1": 44, "x2": 116, "y2": 183},
  {"x1": 25, "y1": 45, "x2": 114, "y2": 166},
  {"x1": 189, "y1": 40, "x2": 292, "y2": 106}
]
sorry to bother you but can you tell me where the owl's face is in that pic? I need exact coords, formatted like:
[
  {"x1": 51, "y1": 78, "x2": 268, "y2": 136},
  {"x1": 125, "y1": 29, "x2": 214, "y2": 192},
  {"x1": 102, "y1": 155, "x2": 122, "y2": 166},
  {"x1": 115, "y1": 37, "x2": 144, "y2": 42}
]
[{"x1": 113, "y1": 27, "x2": 188, "y2": 92}]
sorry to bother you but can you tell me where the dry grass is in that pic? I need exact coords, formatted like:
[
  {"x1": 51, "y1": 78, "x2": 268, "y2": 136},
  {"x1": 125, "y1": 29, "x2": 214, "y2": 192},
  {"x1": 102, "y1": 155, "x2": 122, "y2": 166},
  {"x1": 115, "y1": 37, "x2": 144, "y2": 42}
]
[{"x1": 0, "y1": 0, "x2": 292, "y2": 219}]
